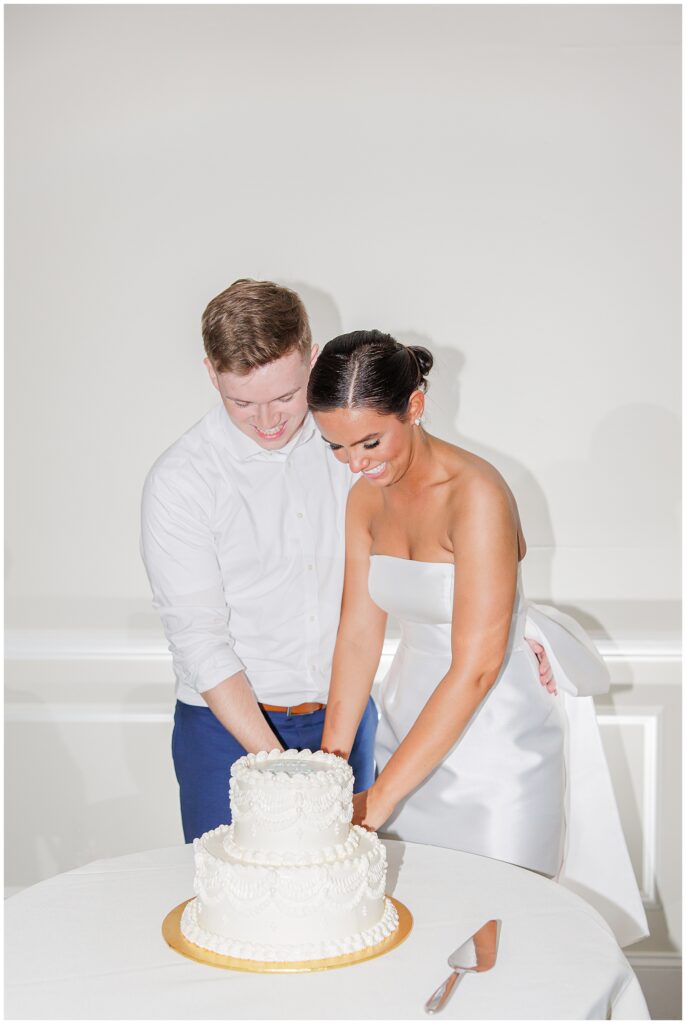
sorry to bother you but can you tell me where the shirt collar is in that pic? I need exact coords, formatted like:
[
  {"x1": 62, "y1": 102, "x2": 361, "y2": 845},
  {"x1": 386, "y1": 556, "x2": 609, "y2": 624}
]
[{"x1": 218, "y1": 406, "x2": 317, "y2": 462}]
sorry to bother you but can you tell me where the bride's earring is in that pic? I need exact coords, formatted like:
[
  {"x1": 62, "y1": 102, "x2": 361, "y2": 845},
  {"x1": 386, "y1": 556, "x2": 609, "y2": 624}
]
[{"x1": 414, "y1": 417, "x2": 423, "y2": 426}]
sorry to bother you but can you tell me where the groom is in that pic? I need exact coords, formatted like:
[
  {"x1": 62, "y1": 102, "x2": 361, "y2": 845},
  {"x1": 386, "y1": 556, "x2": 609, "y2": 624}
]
[
  {"x1": 141, "y1": 278, "x2": 554, "y2": 843},
  {"x1": 140, "y1": 279, "x2": 376, "y2": 842}
]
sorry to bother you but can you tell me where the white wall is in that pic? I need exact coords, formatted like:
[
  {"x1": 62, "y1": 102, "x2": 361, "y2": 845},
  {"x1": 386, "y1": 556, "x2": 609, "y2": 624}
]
[
  {"x1": 5, "y1": 4, "x2": 680, "y2": 629},
  {"x1": 5, "y1": 5, "x2": 681, "y2": 1014}
]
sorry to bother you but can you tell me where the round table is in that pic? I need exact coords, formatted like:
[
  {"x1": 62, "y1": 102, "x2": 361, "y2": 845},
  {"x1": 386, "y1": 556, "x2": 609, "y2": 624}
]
[{"x1": 5, "y1": 840, "x2": 648, "y2": 1019}]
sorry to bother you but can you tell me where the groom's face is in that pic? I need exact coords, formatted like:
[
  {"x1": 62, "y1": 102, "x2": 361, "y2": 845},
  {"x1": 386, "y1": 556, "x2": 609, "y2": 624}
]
[{"x1": 206, "y1": 346, "x2": 318, "y2": 450}]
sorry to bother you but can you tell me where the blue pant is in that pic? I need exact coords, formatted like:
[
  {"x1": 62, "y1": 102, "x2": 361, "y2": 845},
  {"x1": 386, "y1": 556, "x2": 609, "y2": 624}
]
[{"x1": 172, "y1": 697, "x2": 378, "y2": 843}]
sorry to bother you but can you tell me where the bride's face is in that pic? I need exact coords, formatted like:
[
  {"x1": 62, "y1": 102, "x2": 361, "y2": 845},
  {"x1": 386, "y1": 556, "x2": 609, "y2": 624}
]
[{"x1": 313, "y1": 405, "x2": 415, "y2": 485}]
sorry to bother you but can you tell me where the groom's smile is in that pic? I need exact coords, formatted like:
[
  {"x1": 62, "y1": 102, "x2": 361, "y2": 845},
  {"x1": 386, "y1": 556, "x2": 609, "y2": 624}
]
[{"x1": 253, "y1": 421, "x2": 288, "y2": 442}]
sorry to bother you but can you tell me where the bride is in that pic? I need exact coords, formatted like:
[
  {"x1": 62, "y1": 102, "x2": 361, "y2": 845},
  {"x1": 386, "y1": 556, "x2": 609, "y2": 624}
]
[{"x1": 307, "y1": 330, "x2": 647, "y2": 942}]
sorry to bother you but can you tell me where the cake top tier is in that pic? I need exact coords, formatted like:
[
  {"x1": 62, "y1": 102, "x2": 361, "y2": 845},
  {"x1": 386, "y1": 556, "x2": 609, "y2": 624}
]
[
  {"x1": 231, "y1": 748, "x2": 353, "y2": 787},
  {"x1": 229, "y1": 749, "x2": 354, "y2": 854}
]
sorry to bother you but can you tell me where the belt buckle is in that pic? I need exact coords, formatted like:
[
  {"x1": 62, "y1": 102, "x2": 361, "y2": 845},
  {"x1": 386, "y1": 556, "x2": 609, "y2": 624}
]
[{"x1": 286, "y1": 706, "x2": 293, "y2": 718}]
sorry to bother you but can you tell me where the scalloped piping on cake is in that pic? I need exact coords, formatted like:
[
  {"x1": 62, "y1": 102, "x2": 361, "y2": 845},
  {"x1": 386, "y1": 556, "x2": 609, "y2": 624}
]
[
  {"x1": 217, "y1": 823, "x2": 364, "y2": 866},
  {"x1": 192, "y1": 838, "x2": 387, "y2": 912},
  {"x1": 229, "y1": 790, "x2": 351, "y2": 833},
  {"x1": 232, "y1": 749, "x2": 354, "y2": 788},
  {"x1": 181, "y1": 895, "x2": 399, "y2": 963}
]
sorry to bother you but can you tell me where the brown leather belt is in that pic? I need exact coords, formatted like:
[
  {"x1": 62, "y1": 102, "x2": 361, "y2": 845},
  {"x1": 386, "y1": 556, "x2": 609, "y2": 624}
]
[{"x1": 259, "y1": 701, "x2": 326, "y2": 718}]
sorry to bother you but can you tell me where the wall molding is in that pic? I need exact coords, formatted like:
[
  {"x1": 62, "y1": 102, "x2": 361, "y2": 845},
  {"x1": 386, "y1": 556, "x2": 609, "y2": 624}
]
[
  {"x1": 597, "y1": 712, "x2": 659, "y2": 907},
  {"x1": 5, "y1": 629, "x2": 682, "y2": 667},
  {"x1": 628, "y1": 951, "x2": 682, "y2": 969},
  {"x1": 5, "y1": 704, "x2": 173, "y2": 724}
]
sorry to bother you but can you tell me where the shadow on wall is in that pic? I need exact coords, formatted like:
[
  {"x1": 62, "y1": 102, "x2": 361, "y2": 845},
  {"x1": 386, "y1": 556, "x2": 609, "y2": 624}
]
[
  {"x1": 287, "y1": 280, "x2": 343, "y2": 348},
  {"x1": 544, "y1": 402, "x2": 681, "y2": 554},
  {"x1": 390, "y1": 328, "x2": 557, "y2": 598},
  {"x1": 536, "y1": 401, "x2": 680, "y2": 644}
]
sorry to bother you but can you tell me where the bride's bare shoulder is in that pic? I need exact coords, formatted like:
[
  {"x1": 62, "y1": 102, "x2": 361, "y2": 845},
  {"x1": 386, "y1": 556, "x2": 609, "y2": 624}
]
[
  {"x1": 437, "y1": 438, "x2": 505, "y2": 490},
  {"x1": 439, "y1": 440, "x2": 522, "y2": 533}
]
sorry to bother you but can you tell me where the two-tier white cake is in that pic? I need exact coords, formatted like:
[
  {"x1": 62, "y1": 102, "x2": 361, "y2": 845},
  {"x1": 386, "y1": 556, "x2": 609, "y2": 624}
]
[{"x1": 180, "y1": 749, "x2": 399, "y2": 962}]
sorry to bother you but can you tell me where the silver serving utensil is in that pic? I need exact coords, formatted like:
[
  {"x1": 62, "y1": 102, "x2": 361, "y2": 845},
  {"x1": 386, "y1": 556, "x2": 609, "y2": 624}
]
[{"x1": 425, "y1": 918, "x2": 501, "y2": 1014}]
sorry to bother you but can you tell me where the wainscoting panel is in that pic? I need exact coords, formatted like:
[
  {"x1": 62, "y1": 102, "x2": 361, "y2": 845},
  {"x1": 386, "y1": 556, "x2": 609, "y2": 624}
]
[
  {"x1": 5, "y1": 705, "x2": 181, "y2": 889},
  {"x1": 596, "y1": 711, "x2": 659, "y2": 906}
]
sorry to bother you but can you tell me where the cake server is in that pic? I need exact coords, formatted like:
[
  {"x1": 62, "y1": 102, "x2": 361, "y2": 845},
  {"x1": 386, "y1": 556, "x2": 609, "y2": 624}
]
[{"x1": 424, "y1": 918, "x2": 501, "y2": 1014}]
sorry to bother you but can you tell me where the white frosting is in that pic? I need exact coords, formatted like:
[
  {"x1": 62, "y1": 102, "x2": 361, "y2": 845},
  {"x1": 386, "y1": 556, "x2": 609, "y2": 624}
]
[
  {"x1": 221, "y1": 821, "x2": 362, "y2": 866},
  {"x1": 230, "y1": 749, "x2": 353, "y2": 853},
  {"x1": 181, "y1": 892, "x2": 399, "y2": 962},
  {"x1": 181, "y1": 749, "x2": 398, "y2": 962}
]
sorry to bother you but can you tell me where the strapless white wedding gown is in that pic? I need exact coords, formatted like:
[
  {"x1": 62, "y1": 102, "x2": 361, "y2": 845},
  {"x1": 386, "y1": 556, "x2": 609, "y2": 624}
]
[{"x1": 370, "y1": 554, "x2": 649, "y2": 947}]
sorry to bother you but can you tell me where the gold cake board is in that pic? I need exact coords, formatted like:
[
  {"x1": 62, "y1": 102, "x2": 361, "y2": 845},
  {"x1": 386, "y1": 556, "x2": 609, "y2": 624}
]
[{"x1": 162, "y1": 897, "x2": 412, "y2": 974}]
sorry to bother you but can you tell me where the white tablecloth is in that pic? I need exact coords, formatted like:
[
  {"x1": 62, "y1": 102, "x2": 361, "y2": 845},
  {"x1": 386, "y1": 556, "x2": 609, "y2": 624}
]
[{"x1": 5, "y1": 840, "x2": 649, "y2": 1020}]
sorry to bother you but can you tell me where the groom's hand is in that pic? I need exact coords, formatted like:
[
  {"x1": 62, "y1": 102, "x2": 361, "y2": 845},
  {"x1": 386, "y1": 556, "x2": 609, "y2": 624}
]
[
  {"x1": 526, "y1": 639, "x2": 558, "y2": 695},
  {"x1": 321, "y1": 744, "x2": 350, "y2": 760}
]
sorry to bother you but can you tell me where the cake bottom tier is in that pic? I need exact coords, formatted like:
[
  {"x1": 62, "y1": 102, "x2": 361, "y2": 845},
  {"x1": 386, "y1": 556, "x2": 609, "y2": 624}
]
[
  {"x1": 181, "y1": 825, "x2": 400, "y2": 962},
  {"x1": 181, "y1": 893, "x2": 399, "y2": 962}
]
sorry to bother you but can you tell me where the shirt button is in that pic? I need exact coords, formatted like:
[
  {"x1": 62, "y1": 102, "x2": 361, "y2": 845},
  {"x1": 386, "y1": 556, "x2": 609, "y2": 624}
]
[
  {"x1": 297, "y1": 512, "x2": 304, "y2": 519},
  {"x1": 307, "y1": 564, "x2": 313, "y2": 571},
  {"x1": 309, "y1": 615, "x2": 315, "y2": 622}
]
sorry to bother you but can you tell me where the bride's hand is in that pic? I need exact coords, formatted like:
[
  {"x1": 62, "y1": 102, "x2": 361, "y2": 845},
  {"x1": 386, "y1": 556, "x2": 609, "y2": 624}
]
[{"x1": 352, "y1": 787, "x2": 394, "y2": 832}]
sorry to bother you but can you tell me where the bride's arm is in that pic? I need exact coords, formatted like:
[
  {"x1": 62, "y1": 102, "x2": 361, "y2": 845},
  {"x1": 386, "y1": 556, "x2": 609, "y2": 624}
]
[
  {"x1": 321, "y1": 483, "x2": 387, "y2": 760},
  {"x1": 356, "y1": 475, "x2": 519, "y2": 830}
]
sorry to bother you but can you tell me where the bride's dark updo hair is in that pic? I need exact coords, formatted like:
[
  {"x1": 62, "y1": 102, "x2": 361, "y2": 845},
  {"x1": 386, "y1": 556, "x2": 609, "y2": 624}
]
[{"x1": 307, "y1": 330, "x2": 433, "y2": 417}]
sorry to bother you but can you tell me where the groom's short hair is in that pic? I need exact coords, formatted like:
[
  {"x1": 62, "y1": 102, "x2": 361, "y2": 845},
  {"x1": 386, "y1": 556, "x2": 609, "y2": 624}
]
[{"x1": 202, "y1": 279, "x2": 312, "y2": 374}]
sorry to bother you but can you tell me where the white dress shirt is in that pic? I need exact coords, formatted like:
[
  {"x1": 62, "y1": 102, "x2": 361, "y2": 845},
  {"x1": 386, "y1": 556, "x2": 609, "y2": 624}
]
[{"x1": 140, "y1": 406, "x2": 353, "y2": 707}]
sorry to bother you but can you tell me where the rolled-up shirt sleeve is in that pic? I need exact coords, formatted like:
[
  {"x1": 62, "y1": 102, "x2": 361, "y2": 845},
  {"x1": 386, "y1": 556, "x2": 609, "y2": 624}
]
[{"x1": 140, "y1": 465, "x2": 246, "y2": 695}]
